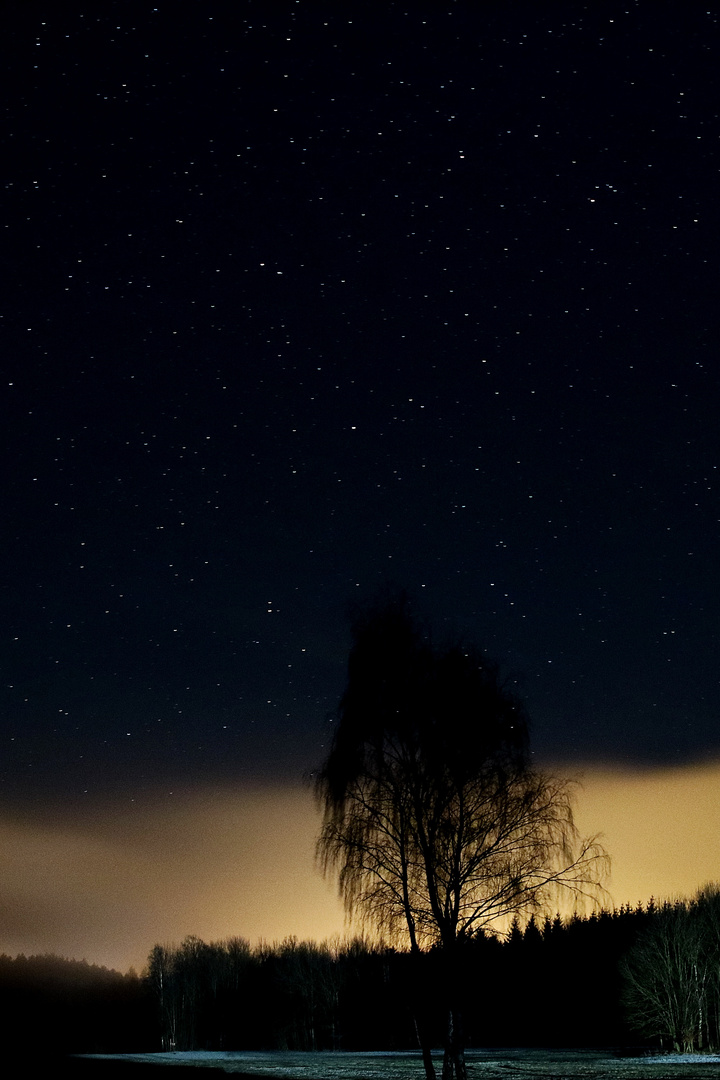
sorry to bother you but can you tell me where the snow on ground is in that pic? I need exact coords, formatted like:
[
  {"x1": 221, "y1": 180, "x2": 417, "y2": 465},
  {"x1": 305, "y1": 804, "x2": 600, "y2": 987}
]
[{"x1": 80, "y1": 1048, "x2": 720, "y2": 1078}]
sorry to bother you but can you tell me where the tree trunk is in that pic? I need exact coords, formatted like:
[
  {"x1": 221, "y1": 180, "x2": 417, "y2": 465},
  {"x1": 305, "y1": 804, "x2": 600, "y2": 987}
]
[
  {"x1": 418, "y1": 1028, "x2": 437, "y2": 1080},
  {"x1": 409, "y1": 944, "x2": 436, "y2": 1080},
  {"x1": 442, "y1": 1006, "x2": 466, "y2": 1080}
]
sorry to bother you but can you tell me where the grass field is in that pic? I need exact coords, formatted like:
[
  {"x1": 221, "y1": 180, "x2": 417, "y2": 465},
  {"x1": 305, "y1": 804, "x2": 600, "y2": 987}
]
[{"x1": 80, "y1": 1048, "x2": 720, "y2": 1078}]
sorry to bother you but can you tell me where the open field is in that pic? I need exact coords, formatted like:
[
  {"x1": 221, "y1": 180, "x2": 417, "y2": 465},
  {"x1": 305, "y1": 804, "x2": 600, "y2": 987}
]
[{"x1": 78, "y1": 1049, "x2": 720, "y2": 1079}]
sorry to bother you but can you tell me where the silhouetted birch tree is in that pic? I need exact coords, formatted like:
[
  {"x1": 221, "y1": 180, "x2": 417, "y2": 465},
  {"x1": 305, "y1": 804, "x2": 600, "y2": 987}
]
[{"x1": 316, "y1": 592, "x2": 607, "y2": 1080}]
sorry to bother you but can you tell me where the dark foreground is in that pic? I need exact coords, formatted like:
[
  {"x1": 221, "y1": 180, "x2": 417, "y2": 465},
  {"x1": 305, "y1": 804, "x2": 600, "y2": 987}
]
[{"x1": 19, "y1": 1049, "x2": 720, "y2": 1080}]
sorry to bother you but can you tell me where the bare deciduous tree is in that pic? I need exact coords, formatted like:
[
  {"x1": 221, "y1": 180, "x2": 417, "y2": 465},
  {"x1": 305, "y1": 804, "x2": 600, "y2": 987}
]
[
  {"x1": 316, "y1": 593, "x2": 608, "y2": 1080},
  {"x1": 622, "y1": 887, "x2": 720, "y2": 1052}
]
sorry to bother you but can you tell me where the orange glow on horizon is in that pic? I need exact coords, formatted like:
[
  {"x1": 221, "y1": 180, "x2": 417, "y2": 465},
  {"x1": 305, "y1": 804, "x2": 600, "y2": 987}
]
[
  {"x1": 0, "y1": 762, "x2": 719, "y2": 973},
  {"x1": 0, "y1": 785, "x2": 348, "y2": 973},
  {"x1": 569, "y1": 759, "x2": 720, "y2": 910}
]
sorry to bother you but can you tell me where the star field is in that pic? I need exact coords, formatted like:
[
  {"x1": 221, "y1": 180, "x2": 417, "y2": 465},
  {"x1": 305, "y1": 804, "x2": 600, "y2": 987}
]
[{"x1": 2, "y1": 2, "x2": 720, "y2": 810}]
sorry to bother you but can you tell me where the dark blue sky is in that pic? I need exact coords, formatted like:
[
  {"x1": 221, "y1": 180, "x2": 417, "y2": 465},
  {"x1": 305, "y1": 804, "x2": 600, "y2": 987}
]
[{"x1": 3, "y1": 2, "x2": 719, "y2": 809}]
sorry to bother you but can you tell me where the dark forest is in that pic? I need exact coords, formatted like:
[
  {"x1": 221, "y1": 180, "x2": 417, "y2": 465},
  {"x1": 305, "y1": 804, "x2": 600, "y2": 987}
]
[{"x1": 5, "y1": 892, "x2": 720, "y2": 1058}]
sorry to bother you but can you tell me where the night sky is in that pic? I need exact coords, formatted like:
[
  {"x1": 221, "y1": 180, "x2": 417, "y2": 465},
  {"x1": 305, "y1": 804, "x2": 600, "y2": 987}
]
[{"x1": 2, "y1": 2, "x2": 720, "y2": 971}]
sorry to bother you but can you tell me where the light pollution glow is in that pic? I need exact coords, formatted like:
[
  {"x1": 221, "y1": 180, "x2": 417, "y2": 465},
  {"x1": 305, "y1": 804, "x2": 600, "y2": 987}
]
[{"x1": 1, "y1": 762, "x2": 719, "y2": 973}]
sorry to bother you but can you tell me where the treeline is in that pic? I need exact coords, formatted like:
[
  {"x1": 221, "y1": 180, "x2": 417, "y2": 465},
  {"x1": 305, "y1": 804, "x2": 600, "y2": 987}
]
[
  {"x1": 0, "y1": 952, "x2": 153, "y2": 1053},
  {"x1": 142, "y1": 904, "x2": 662, "y2": 1053},
  {"x1": 145, "y1": 934, "x2": 416, "y2": 1052},
  {"x1": 4, "y1": 890, "x2": 719, "y2": 1056}
]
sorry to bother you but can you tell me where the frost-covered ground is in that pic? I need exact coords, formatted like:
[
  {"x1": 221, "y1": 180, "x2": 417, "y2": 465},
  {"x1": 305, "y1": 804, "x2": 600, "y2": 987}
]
[{"x1": 81, "y1": 1048, "x2": 720, "y2": 1078}]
